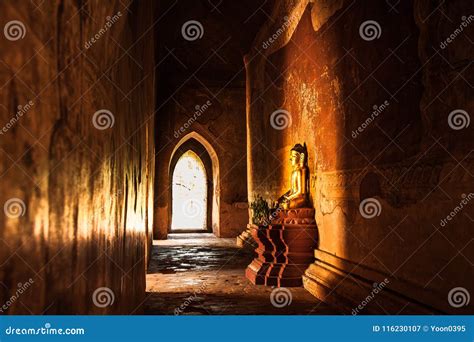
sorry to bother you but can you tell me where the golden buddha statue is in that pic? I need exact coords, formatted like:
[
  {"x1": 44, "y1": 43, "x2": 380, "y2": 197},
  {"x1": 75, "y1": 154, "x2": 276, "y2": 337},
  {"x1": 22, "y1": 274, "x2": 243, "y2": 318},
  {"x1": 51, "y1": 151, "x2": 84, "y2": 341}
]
[{"x1": 277, "y1": 143, "x2": 310, "y2": 209}]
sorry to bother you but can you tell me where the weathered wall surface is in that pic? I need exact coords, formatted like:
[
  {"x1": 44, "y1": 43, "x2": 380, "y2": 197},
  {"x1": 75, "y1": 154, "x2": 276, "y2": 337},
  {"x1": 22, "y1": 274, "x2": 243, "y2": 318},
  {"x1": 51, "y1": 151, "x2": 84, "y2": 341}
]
[
  {"x1": 0, "y1": 0, "x2": 155, "y2": 314},
  {"x1": 246, "y1": 0, "x2": 473, "y2": 313},
  {"x1": 154, "y1": 86, "x2": 248, "y2": 238}
]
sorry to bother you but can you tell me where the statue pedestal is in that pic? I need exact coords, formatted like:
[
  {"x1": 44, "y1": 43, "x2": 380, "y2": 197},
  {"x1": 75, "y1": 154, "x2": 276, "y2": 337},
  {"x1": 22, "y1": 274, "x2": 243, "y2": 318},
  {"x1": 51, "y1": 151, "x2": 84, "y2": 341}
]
[
  {"x1": 245, "y1": 208, "x2": 318, "y2": 287},
  {"x1": 236, "y1": 224, "x2": 257, "y2": 248}
]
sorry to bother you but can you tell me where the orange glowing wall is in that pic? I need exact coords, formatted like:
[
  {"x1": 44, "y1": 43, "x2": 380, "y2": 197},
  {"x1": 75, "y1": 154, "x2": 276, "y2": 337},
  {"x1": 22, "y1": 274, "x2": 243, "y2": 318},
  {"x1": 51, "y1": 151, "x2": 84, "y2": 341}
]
[
  {"x1": 245, "y1": 0, "x2": 473, "y2": 313},
  {"x1": 0, "y1": 0, "x2": 155, "y2": 314}
]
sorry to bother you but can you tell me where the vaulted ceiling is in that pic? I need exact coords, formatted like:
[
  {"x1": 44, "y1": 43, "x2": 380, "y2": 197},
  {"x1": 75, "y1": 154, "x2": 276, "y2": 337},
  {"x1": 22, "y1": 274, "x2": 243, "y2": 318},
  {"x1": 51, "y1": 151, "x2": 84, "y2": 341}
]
[{"x1": 155, "y1": 0, "x2": 275, "y2": 87}]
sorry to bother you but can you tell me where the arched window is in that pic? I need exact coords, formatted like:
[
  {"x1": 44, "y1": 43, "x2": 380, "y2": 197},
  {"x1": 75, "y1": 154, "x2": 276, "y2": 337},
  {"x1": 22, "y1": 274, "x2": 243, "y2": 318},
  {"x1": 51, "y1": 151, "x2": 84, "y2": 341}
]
[{"x1": 171, "y1": 150, "x2": 208, "y2": 230}]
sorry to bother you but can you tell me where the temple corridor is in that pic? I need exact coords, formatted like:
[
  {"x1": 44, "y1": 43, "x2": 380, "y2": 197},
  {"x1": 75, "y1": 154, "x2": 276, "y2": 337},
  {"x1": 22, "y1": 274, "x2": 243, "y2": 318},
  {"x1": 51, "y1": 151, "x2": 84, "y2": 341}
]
[
  {"x1": 0, "y1": 0, "x2": 473, "y2": 316},
  {"x1": 144, "y1": 234, "x2": 337, "y2": 315}
]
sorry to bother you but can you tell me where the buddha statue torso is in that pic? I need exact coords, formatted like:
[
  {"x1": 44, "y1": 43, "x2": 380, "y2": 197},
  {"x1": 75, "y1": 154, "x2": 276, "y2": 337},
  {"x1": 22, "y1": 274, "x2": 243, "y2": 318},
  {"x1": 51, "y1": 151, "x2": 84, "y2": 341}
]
[{"x1": 277, "y1": 143, "x2": 310, "y2": 210}]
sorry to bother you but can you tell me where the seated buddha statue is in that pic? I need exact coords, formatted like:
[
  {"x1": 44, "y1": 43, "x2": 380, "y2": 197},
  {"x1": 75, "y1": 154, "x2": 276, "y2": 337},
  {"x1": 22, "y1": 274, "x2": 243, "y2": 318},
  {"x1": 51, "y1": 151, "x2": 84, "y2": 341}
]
[{"x1": 276, "y1": 143, "x2": 310, "y2": 209}]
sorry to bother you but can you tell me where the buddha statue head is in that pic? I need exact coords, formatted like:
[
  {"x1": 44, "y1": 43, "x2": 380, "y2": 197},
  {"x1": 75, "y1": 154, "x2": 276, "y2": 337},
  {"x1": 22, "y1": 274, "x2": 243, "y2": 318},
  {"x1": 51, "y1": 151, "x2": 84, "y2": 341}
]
[{"x1": 289, "y1": 143, "x2": 308, "y2": 169}]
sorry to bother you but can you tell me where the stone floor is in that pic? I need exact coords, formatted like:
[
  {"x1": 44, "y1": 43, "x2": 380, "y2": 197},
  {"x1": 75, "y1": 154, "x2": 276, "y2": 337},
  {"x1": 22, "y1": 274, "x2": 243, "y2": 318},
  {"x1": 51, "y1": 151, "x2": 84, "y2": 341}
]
[{"x1": 144, "y1": 233, "x2": 339, "y2": 314}]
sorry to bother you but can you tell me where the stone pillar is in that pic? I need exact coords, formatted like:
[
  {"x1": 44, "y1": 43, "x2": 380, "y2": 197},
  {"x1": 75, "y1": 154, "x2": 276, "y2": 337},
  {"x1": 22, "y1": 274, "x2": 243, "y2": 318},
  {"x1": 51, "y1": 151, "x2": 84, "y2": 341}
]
[
  {"x1": 236, "y1": 54, "x2": 261, "y2": 248},
  {"x1": 245, "y1": 208, "x2": 318, "y2": 287}
]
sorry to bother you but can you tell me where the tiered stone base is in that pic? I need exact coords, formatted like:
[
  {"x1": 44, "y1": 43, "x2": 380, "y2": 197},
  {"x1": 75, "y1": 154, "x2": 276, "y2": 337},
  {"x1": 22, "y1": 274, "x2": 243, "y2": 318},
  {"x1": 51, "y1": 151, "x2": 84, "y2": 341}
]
[
  {"x1": 245, "y1": 208, "x2": 318, "y2": 287},
  {"x1": 236, "y1": 224, "x2": 257, "y2": 248}
]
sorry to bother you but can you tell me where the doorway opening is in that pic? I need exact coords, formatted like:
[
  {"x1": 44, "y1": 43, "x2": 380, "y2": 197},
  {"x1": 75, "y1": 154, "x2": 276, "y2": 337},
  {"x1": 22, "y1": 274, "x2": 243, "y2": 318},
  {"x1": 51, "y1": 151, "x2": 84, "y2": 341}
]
[
  {"x1": 171, "y1": 150, "x2": 207, "y2": 231},
  {"x1": 169, "y1": 135, "x2": 217, "y2": 234}
]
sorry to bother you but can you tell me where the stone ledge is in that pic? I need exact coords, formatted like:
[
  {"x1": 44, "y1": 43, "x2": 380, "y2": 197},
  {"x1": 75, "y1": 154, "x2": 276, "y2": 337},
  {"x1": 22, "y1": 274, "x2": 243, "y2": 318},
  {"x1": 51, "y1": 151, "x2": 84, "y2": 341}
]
[{"x1": 303, "y1": 250, "x2": 443, "y2": 314}]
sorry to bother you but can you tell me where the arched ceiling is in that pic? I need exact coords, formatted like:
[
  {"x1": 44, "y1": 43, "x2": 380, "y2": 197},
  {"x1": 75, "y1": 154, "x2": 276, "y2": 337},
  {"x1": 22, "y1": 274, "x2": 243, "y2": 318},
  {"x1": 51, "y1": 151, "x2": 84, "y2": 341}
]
[{"x1": 155, "y1": 0, "x2": 275, "y2": 87}]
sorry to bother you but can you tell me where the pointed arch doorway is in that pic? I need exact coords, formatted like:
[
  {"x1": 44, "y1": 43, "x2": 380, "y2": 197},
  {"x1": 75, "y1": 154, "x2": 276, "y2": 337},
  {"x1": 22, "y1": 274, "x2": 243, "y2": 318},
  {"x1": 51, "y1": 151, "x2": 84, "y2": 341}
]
[
  {"x1": 171, "y1": 150, "x2": 208, "y2": 231},
  {"x1": 169, "y1": 133, "x2": 219, "y2": 234}
]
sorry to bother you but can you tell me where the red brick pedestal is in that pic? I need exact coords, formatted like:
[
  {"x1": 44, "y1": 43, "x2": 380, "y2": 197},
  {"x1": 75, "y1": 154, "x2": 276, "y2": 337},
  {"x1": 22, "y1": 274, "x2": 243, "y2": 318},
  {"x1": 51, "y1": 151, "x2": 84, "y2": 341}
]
[
  {"x1": 245, "y1": 208, "x2": 318, "y2": 287},
  {"x1": 236, "y1": 224, "x2": 257, "y2": 248}
]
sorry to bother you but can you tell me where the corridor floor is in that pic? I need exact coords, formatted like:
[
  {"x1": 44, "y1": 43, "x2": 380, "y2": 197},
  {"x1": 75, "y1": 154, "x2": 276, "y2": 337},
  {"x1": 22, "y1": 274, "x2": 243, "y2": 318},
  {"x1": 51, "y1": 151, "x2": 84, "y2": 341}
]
[{"x1": 144, "y1": 233, "x2": 338, "y2": 314}]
